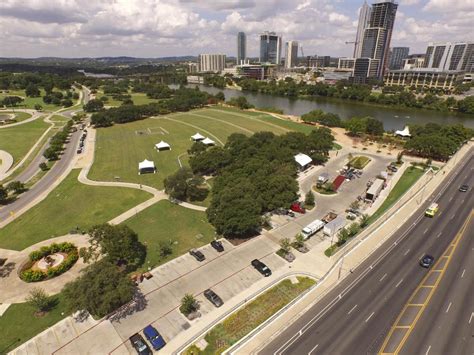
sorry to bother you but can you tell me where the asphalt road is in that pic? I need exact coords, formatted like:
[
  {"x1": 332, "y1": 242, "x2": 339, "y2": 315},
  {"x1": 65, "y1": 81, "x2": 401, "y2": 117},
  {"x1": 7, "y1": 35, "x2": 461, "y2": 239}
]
[
  {"x1": 259, "y1": 149, "x2": 474, "y2": 355},
  {"x1": 0, "y1": 129, "x2": 81, "y2": 223}
]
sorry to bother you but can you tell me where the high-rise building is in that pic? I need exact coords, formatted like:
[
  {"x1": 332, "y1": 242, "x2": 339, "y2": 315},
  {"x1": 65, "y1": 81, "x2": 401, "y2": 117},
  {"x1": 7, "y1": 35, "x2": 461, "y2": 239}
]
[
  {"x1": 389, "y1": 47, "x2": 409, "y2": 70},
  {"x1": 285, "y1": 41, "x2": 299, "y2": 68},
  {"x1": 354, "y1": 1, "x2": 371, "y2": 58},
  {"x1": 338, "y1": 58, "x2": 356, "y2": 70},
  {"x1": 237, "y1": 32, "x2": 247, "y2": 65},
  {"x1": 402, "y1": 54, "x2": 425, "y2": 69},
  {"x1": 423, "y1": 42, "x2": 473, "y2": 71},
  {"x1": 260, "y1": 31, "x2": 282, "y2": 65},
  {"x1": 353, "y1": 0, "x2": 398, "y2": 83},
  {"x1": 198, "y1": 54, "x2": 226, "y2": 73}
]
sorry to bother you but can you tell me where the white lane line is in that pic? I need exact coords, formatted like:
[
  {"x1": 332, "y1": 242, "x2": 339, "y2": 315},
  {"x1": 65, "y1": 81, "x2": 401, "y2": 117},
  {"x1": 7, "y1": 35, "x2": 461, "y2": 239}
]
[
  {"x1": 347, "y1": 304, "x2": 358, "y2": 315},
  {"x1": 461, "y1": 269, "x2": 465, "y2": 278},
  {"x1": 308, "y1": 344, "x2": 319, "y2": 355},
  {"x1": 451, "y1": 214, "x2": 455, "y2": 220},
  {"x1": 395, "y1": 279, "x2": 404, "y2": 288},
  {"x1": 379, "y1": 273, "x2": 387, "y2": 282},
  {"x1": 460, "y1": 199, "x2": 465, "y2": 204},
  {"x1": 449, "y1": 196, "x2": 453, "y2": 202},
  {"x1": 445, "y1": 302, "x2": 452, "y2": 313},
  {"x1": 423, "y1": 228, "x2": 428, "y2": 234},
  {"x1": 404, "y1": 249, "x2": 410, "y2": 255},
  {"x1": 425, "y1": 345, "x2": 432, "y2": 355},
  {"x1": 365, "y1": 312, "x2": 375, "y2": 322},
  {"x1": 469, "y1": 312, "x2": 473, "y2": 324},
  {"x1": 436, "y1": 232, "x2": 442, "y2": 239},
  {"x1": 419, "y1": 253, "x2": 425, "y2": 260}
]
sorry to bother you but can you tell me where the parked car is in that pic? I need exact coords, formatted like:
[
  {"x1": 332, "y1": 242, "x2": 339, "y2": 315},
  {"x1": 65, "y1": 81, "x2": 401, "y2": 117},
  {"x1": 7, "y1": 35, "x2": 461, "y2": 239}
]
[
  {"x1": 189, "y1": 249, "x2": 205, "y2": 261},
  {"x1": 347, "y1": 212, "x2": 357, "y2": 220},
  {"x1": 419, "y1": 254, "x2": 435, "y2": 268},
  {"x1": 387, "y1": 165, "x2": 398, "y2": 172},
  {"x1": 210, "y1": 240, "x2": 224, "y2": 252},
  {"x1": 459, "y1": 184, "x2": 469, "y2": 192},
  {"x1": 287, "y1": 210, "x2": 296, "y2": 217},
  {"x1": 129, "y1": 333, "x2": 151, "y2": 355},
  {"x1": 290, "y1": 202, "x2": 306, "y2": 214},
  {"x1": 204, "y1": 289, "x2": 224, "y2": 307},
  {"x1": 274, "y1": 207, "x2": 288, "y2": 215},
  {"x1": 76, "y1": 148, "x2": 82, "y2": 154},
  {"x1": 143, "y1": 325, "x2": 166, "y2": 351},
  {"x1": 251, "y1": 259, "x2": 272, "y2": 277}
]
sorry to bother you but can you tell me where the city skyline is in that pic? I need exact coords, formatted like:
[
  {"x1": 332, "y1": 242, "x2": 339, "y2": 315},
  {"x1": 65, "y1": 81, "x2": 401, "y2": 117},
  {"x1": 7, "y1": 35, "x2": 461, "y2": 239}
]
[{"x1": 0, "y1": 0, "x2": 472, "y2": 58}]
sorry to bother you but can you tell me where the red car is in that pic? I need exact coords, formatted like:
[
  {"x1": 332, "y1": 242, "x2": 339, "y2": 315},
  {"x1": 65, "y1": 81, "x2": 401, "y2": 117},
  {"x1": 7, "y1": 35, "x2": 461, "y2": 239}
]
[{"x1": 290, "y1": 202, "x2": 306, "y2": 214}]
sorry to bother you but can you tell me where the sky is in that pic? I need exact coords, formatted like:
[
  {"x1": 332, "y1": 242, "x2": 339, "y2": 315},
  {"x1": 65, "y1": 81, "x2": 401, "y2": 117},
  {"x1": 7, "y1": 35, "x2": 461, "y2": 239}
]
[{"x1": 0, "y1": 0, "x2": 472, "y2": 58}]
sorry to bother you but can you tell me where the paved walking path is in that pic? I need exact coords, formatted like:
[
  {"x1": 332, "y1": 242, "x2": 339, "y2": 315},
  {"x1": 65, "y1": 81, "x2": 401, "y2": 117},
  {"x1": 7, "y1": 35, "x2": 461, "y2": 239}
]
[
  {"x1": 0, "y1": 110, "x2": 40, "y2": 129},
  {"x1": 0, "y1": 150, "x2": 13, "y2": 177}
]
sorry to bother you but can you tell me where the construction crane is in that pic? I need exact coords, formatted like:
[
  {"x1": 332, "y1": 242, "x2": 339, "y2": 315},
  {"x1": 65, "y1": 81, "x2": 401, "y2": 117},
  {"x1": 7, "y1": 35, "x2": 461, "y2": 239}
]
[{"x1": 300, "y1": 45, "x2": 304, "y2": 58}]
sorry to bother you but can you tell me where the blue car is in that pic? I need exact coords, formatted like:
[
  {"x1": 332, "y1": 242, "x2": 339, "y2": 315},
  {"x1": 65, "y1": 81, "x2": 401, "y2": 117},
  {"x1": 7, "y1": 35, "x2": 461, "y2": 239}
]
[{"x1": 143, "y1": 325, "x2": 166, "y2": 351}]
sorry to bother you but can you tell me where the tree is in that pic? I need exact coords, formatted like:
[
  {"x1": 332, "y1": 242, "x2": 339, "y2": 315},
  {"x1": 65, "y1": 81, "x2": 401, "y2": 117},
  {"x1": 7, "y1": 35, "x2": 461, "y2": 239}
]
[
  {"x1": 227, "y1": 96, "x2": 253, "y2": 109},
  {"x1": 26, "y1": 288, "x2": 52, "y2": 313},
  {"x1": 215, "y1": 91, "x2": 225, "y2": 101},
  {"x1": 396, "y1": 151, "x2": 404, "y2": 164},
  {"x1": 34, "y1": 103, "x2": 43, "y2": 111},
  {"x1": 359, "y1": 214, "x2": 369, "y2": 228},
  {"x1": 279, "y1": 238, "x2": 291, "y2": 254},
  {"x1": 337, "y1": 228, "x2": 350, "y2": 245},
  {"x1": 350, "y1": 200, "x2": 360, "y2": 210},
  {"x1": 164, "y1": 167, "x2": 193, "y2": 201},
  {"x1": 293, "y1": 233, "x2": 306, "y2": 249},
  {"x1": 0, "y1": 185, "x2": 7, "y2": 203},
  {"x1": 39, "y1": 162, "x2": 48, "y2": 171},
  {"x1": 158, "y1": 241, "x2": 173, "y2": 259},
  {"x1": 83, "y1": 224, "x2": 146, "y2": 271},
  {"x1": 2, "y1": 96, "x2": 23, "y2": 107},
  {"x1": 63, "y1": 260, "x2": 135, "y2": 318},
  {"x1": 7, "y1": 180, "x2": 26, "y2": 194},
  {"x1": 83, "y1": 99, "x2": 104, "y2": 112},
  {"x1": 179, "y1": 294, "x2": 199, "y2": 316},
  {"x1": 43, "y1": 147, "x2": 59, "y2": 161},
  {"x1": 305, "y1": 190, "x2": 315, "y2": 207},
  {"x1": 25, "y1": 83, "x2": 40, "y2": 97}
]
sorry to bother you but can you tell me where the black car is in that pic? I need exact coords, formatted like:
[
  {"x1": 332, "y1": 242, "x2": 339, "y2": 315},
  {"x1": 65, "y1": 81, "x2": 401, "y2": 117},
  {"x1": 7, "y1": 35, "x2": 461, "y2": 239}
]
[
  {"x1": 76, "y1": 148, "x2": 82, "y2": 154},
  {"x1": 189, "y1": 248, "x2": 205, "y2": 261},
  {"x1": 211, "y1": 240, "x2": 224, "y2": 252},
  {"x1": 204, "y1": 289, "x2": 224, "y2": 307},
  {"x1": 129, "y1": 333, "x2": 151, "y2": 355},
  {"x1": 419, "y1": 254, "x2": 435, "y2": 268},
  {"x1": 251, "y1": 259, "x2": 272, "y2": 277},
  {"x1": 459, "y1": 184, "x2": 469, "y2": 192}
]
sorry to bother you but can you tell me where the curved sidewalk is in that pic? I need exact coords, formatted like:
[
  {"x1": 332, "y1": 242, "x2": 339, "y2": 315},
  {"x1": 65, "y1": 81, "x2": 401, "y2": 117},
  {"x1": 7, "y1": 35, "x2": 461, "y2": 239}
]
[
  {"x1": 0, "y1": 110, "x2": 40, "y2": 129},
  {"x1": 0, "y1": 150, "x2": 13, "y2": 178}
]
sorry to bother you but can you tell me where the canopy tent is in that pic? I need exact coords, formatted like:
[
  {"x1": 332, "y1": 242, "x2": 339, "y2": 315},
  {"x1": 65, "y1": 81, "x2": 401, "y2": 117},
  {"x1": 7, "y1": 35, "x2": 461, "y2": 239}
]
[
  {"x1": 155, "y1": 141, "x2": 171, "y2": 151},
  {"x1": 294, "y1": 153, "x2": 312, "y2": 169},
  {"x1": 191, "y1": 133, "x2": 205, "y2": 141},
  {"x1": 138, "y1": 159, "x2": 156, "y2": 175},
  {"x1": 202, "y1": 137, "x2": 215, "y2": 146},
  {"x1": 395, "y1": 126, "x2": 411, "y2": 137}
]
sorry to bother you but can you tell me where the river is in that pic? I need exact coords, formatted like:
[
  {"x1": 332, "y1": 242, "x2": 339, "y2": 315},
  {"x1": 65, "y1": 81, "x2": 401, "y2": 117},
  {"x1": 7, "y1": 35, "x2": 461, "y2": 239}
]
[{"x1": 172, "y1": 84, "x2": 474, "y2": 131}]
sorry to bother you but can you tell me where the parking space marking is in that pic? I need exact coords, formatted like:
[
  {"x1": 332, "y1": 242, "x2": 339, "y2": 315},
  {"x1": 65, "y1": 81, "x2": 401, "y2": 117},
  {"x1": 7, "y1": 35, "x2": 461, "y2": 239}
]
[
  {"x1": 308, "y1": 343, "x2": 319, "y2": 355},
  {"x1": 404, "y1": 249, "x2": 410, "y2": 255},
  {"x1": 469, "y1": 312, "x2": 473, "y2": 324},
  {"x1": 460, "y1": 269, "x2": 465, "y2": 278},
  {"x1": 395, "y1": 279, "x2": 403, "y2": 288},
  {"x1": 425, "y1": 345, "x2": 432, "y2": 355}
]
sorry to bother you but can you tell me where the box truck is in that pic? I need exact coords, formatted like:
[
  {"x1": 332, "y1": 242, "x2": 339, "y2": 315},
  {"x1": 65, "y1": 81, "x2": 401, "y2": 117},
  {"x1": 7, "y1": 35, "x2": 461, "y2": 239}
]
[{"x1": 301, "y1": 219, "x2": 325, "y2": 239}]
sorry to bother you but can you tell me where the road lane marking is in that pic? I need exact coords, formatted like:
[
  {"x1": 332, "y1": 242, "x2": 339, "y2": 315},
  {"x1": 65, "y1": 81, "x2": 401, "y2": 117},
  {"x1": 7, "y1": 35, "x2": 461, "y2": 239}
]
[
  {"x1": 425, "y1": 345, "x2": 432, "y2": 355},
  {"x1": 423, "y1": 228, "x2": 428, "y2": 234},
  {"x1": 445, "y1": 302, "x2": 452, "y2": 313},
  {"x1": 461, "y1": 269, "x2": 465, "y2": 278},
  {"x1": 450, "y1": 214, "x2": 455, "y2": 220},
  {"x1": 436, "y1": 232, "x2": 442, "y2": 238},
  {"x1": 404, "y1": 249, "x2": 410, "y2": 255},
  {"x1": 365, "y1": 312, "x2": 375, "y2": 322},
  {"x1": 395, "y1": 279, "x2": 404, "y2": 288},
  {"x1": 379, "y1": 273, "x2": 387, "y2": 282},
  {"x1": 469, "y1": 312, "x2": 473, "y2": 324},
  {"x1": 347, "y1": 304, "x2": 358, "y2": 315},
  {"x1": 308, "y1": 344, "x2": 319, "y2": 355},
  {"x1": 449, "y1": 196, "x2": 453, "y2": 202},
  {"x1": 419, "y1": 253, "x2": 425, "y2": 260}
]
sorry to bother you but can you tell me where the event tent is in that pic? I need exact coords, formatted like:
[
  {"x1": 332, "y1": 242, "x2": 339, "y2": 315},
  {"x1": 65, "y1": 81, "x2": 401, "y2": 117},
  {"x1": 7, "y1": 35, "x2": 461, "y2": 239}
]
[
  {"x1": 138, "y1": 159, "x2": 156, "y2": 175},
  {"x1": 155, "y1": 141, "x2": 171, "y2": 151},
  {"x1": 294, "y1": 153, "x2": 312, "y2": 169},
  {"x1": 202, "y1": 137, "x2": 215, "y2": 146},
  {"x1": 395, "y1": 126, "x2": 411, "y2": 137},
  {"x1": 191, "y1": 133, "x2": 205, "y2": 141}
]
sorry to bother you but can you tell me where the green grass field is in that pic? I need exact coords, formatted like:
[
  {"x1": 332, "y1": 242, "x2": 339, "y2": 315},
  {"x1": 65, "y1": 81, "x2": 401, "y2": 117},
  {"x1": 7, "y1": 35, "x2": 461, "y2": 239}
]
[
  {"x1": 89, "y1": 107, "x2": 317, "y2": 189},
  {"x1": 0, "y1": 111, "x2": 32, "y2": 123},
  {"x1": 0, "y1": 169, "x2": 151, "y2": 250},
  {"x1": 97, "y1": 90, "x2": 160, "y2": 107},
  {"x1": 367, "y1": 166, "x2": 425, "y2": 224},
  {"x1": 0, "y1": 118, "x2": 49, "y2": 165},
  {"x1": 0, "y1": 293, "x2": 68, "y2": 354},
  {"x1": 349, "y1": 155, "x2": 371, "y2": 169},
  {"x1": 122, "y1": 200, "x2": 215, "y2": 269},
  {"x1": 0, "y1": 89, "x2": 62, "y2": 111}
]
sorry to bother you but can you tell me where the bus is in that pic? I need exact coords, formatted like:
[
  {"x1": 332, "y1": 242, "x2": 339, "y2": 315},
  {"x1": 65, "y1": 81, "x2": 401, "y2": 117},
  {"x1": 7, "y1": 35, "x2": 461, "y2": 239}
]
[{"x1": 425, "y1": 203, "x2": 439, "y2": 217}]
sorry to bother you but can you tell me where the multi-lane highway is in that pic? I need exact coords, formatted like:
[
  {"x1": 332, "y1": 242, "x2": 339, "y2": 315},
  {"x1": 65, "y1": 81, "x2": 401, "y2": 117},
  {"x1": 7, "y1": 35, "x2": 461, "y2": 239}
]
[{"x1": 260, "y1": 149, "x2": 473, "y2": 355}]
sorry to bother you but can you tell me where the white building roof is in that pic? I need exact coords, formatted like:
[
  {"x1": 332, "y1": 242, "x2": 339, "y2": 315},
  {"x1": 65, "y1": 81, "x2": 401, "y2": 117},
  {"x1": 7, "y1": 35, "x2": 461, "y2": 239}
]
[
  {"x1": 155, "y1": 141, "x2": 171, "y2": 150},
  {"x1": 294, "y1": 153, "x2": 312, "y2": 167},
  {"x1": 202, "y1": 137, "x2": 215, "y2": 146},
  {"x1": 191, "y1": 133, "x2": 205, "y2": 141},
  {"x1": 395, "y1": 126, "x2": 411, "y2": 137},
  {"x1": 138, "y1": 159, "x2": 155, "y2": 170}
]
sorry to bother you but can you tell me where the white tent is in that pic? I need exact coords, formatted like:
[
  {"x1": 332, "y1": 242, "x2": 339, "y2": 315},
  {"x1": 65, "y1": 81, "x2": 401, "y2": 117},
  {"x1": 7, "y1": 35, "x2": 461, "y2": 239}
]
[
  {"x1": 202, "y1": 137, "x2": 215, "y2": 146},
  {"x1": 191, "y1": 133, "x2": 205, "y2": 141},
  {"x1": 138, "y1": 159, "x2": 156, "y2": 175},
  {"x1": 294, "y1": 153, "x2": 312, "y2": 169},
  {"x1": 395, "y1": 126, "x2": 411, "y2": 137},
  {"x1": 155, "y1": 141, "x2": 171, "y2": 151}
]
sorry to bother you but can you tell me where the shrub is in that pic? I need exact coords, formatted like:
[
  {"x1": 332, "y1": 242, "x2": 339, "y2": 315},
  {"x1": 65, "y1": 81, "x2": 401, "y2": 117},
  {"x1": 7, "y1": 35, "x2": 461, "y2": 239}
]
[{"x1": 180, "y1": 294, "x2": 199, "y2": 316}]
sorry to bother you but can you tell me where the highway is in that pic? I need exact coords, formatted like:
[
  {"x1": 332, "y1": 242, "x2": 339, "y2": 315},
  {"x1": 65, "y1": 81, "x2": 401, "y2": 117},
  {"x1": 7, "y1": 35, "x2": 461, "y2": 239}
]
[{"x1": 259, "y1": 149, "x2": 474, "y2": 355}]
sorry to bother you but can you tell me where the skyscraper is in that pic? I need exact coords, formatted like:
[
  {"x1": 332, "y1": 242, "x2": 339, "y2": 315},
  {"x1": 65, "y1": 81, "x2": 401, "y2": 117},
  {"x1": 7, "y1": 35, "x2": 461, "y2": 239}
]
[
  {"x1": 237, "y1": 32, "x2": 247, "y2": 65},
  {"x1": 260, "y1": 31, "x2": 282, "y2": 65},
  {"x1": 354, "y1": 0, "x2": 398, "y2": 83},
  {"x1": 198, "y1": 54, "x2": 226, "y2": 73},
  {"x1": 354, "y1": 1, "x2": 371, "y2": 58},
  {"x1": 389, "y1": 47, "x2": 409, "y2": 70},
  {"x1": 285, "y1": 41, "x2": 299, "y2": 68}
]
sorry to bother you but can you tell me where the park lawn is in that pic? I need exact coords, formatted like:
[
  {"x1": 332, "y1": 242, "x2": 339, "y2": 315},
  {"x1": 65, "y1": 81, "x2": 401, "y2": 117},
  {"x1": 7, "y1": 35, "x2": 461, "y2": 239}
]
[
  {"x1": 0, "y1": 89, "x2": 62, "y2": 111},
  {"x1": 0, "y1": 111, "x2": 32, "y2": 123},
  {"x1": 185, "y1": 277, "x2": 316, "y2": 355},
  {"x1": 0, "y1": 293, "x2": 68, "y2": 354},
  {"x1": 122, "y1": 200, "x2": 215, "y2": 269},
  {"x1": 367, "y1": 166, "x2": 425, "y2": 225},
  {"x1": 97, "y1": 91, "x2": 159, "y2": 107},
  {"x1": 0, "y1": 118, "x2": 49, "y2": 165},
  {"x1": 0, "y1": 169, "x2": 151, "y2": 250},
  {"x1": 349, "y1": 155, "x2": 371, "y2": 169},
  {"x1": 49, "y1": 115, "x2": 70, "y2": 123}
]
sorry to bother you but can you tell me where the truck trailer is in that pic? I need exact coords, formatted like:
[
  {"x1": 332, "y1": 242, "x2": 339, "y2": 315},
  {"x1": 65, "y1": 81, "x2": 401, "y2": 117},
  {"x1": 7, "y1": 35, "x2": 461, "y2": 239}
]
[
  {"x1": 301, "y1": 219, "x2": 325, "y2": 239},
  {"x1": 323, "y1": 215, "x2": 346, "y2": 237}
]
